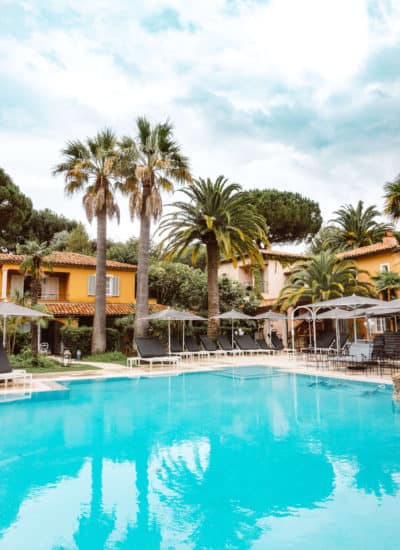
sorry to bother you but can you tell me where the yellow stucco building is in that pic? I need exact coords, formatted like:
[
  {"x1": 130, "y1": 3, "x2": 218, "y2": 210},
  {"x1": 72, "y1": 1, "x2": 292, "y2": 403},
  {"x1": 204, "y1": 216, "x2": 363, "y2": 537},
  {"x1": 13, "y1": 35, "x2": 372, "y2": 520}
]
[
  {"x1": 337, "y1": 233, "x2": 400, "y2": 286},
  {"x1": 0, "y1": 251, "x2": 137, "y2": 353}
]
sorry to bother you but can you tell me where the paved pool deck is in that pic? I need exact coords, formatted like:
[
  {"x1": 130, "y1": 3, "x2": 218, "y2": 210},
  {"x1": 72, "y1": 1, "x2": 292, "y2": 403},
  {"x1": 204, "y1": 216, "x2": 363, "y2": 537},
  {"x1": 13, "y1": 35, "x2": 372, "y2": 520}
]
[{"x1": 0, "y1": 352, "x2": 396, "y2": 399}]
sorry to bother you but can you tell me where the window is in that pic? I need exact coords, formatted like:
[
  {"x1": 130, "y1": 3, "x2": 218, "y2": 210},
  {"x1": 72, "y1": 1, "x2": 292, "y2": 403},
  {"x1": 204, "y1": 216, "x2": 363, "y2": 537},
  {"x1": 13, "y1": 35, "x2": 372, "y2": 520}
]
[
  {"x1": 10, "y1": 274, "x2": 24, "y2": 298},
  {"x1": 369, "y1": 317, "x2": 386, "y2": 334},
  {"x1": 88, "y1": 275, "x2": 120, "y2": 297},
  {"x1": 380, "y1": 263, "x2": 390, "y2": 273}
]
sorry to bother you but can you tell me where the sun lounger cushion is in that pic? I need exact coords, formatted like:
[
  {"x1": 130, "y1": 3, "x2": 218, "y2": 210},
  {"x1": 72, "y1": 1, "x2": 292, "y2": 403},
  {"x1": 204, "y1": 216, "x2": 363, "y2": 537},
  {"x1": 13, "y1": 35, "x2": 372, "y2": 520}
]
[{"x1": 135, "y1": 337, "x2": 166, "y2": 358}]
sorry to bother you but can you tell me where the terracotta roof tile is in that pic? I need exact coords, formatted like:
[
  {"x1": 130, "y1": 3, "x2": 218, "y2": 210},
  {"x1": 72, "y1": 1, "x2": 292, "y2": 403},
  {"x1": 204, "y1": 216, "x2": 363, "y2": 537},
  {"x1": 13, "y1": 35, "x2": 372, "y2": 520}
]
[
  {"x1": 44, "y1": 302, "x2": 165, "y2": 317},
  {"x1": 0, "y1": 251, "x2": 136, "y2": 271},
  {"x1": 337, "y1": 237, "x2": 399, "y2": 259},
  {"x1": 261, "y1": 249, "x2": 306, "y2": 259}
]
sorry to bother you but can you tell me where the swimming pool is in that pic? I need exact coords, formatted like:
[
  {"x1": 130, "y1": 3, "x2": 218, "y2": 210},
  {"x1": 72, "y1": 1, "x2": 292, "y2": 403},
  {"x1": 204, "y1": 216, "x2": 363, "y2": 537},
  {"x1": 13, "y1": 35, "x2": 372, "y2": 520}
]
[{"x1": 0, "y1": 367, "x2": 399, "y2": 549}]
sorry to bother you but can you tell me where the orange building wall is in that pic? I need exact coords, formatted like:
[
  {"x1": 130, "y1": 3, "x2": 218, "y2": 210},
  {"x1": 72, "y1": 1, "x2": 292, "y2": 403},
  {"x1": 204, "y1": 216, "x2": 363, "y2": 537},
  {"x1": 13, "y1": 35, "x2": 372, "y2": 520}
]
[
  {"x1": 352, "y1": 251, "x2": 400, "y2": 285},
  {"x1": 0, "y1": 263, "x2": 136, "y2": 304}
]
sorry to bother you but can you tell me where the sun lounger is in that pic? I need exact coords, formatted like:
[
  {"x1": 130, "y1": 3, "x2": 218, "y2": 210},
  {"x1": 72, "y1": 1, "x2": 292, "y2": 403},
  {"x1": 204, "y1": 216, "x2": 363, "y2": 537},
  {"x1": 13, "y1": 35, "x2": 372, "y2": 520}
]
[
  {"x1": 256, "y1": 339, "x2": 277, "y2": 354},
  {"x1": 199, "y1": 335, "x2": 227, "y2": 356},
  {"x1": 330, "y1": 342, "x2": 373, "y2": 371},
  {"x1": 170, "y1": 336, "x2": 193, "y2": 359},
  {"x1": 0, "y1": 343, "x2": 32, "y2": 389},
  {"x1": 184, "y1": 336, "x2": 210, "y2": 358},
  {"x1": 235, "y1": 335, "x2": 272, "y2": 355},
  {"x1": 216, "y1": 335, "x2": 243, "y2": 355},
  {"x1": 128, "y1": 337, "x2": 181, "y2": 368},
  {"x1": 301, "y1": 331, "x2": 336, "y2": 354}
]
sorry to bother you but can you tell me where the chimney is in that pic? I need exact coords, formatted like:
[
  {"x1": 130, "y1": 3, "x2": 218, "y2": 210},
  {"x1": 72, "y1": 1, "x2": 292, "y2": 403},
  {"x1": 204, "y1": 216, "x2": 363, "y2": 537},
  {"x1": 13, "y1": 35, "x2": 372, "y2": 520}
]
[{"x1": 383, "y1": 231, "x2": 398, "y2": 247}]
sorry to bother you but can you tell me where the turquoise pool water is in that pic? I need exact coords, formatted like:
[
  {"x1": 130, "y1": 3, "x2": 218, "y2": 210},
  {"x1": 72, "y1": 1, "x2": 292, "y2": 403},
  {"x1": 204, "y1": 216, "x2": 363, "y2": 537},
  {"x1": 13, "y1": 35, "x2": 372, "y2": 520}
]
[{"x1": 1, "y1": 367, "x2": 399, "y2": 549}]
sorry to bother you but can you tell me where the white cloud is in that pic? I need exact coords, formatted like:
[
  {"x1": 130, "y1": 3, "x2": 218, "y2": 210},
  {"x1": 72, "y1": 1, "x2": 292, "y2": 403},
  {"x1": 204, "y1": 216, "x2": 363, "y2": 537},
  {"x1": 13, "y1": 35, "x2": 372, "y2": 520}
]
[{"x1": 1, "y1": 0, "x2": 400, "y2": 242}]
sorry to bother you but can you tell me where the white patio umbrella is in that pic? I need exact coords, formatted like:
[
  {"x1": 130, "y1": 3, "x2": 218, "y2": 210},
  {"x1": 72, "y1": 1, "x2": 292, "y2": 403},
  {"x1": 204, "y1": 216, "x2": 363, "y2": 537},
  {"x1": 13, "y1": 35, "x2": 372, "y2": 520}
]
[
  {"x1": 0, "y1": 301, "x2": 52, "y2": 347},
  {"x1": 139, "y1": 308, "x2": 206, "y2": 353},
  {"x1": 317, "y1": 308, "x2": 353, "y2": 354},
  {"x1": 255, "y1": 312, "x2": 287, "y2": 346},
  {"x1": 212, "y1": 309, "x2": 253, "y2": 347},
  {"x1": 290, "y1": 295, "x2": 386, "y2": 352}
]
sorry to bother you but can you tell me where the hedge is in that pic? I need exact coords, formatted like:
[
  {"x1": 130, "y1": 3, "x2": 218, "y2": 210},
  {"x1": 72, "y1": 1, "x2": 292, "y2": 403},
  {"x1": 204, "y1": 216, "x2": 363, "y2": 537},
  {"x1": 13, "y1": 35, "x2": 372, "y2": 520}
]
[{"x1": 61, "y1": 326, "x2": 120, "y2": 357}]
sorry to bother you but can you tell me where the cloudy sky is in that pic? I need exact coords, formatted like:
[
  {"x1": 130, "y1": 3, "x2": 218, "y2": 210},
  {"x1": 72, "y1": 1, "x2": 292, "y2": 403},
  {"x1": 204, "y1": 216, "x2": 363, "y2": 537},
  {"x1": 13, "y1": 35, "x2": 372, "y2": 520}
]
[{"x1": 2, "y1": 0, "x2": 400, "y2": 244}]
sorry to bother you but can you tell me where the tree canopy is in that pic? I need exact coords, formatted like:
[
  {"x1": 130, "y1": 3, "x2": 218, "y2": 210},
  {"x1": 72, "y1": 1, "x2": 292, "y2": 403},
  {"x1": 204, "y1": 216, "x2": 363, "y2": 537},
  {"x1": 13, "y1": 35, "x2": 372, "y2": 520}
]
[
  {"x1": 0, "y1": 167, "x2": 33, "y2": 250},
  {"x1": 277, "y1": 251, "x2": 373, "y2": 310},
  {"x1": 321, "y1": 201, "x2": 392, "y2": 251},
  {"x1": 28, "y1": 208, "x2": 77, "y2": 244},
  {"x1": 244, "y1": 189, "x2": 322, "y2": 244}
]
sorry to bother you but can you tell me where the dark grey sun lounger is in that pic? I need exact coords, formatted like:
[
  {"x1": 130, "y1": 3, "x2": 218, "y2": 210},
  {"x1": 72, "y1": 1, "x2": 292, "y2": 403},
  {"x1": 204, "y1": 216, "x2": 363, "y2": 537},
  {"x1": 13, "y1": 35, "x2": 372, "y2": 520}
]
[
  {"x1": 199, "y1": 335, "x2": 226, "y2": 355},
  {"x1": 216, "y1": 335, "x2": 243, "y2": 355},
  {"x1": 235, "y1": 335, "x2": 272, "y2": 355},
  {"x1": 184, "y1": 336, "x2": 209, "y2": 358},
  {"x1": 128, "y1": 337, "x2": 181, "y2": 368}
]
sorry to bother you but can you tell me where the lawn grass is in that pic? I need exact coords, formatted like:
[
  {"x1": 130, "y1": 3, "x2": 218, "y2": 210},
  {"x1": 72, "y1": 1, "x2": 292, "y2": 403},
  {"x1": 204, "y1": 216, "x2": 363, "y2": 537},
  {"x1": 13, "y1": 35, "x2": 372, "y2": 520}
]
[
  {"x1": 82, "y1": 351, "x2": 127, "y2": 365},
  {"x1": 24, "y1": 363, "x2": 101, "y2": 374}
]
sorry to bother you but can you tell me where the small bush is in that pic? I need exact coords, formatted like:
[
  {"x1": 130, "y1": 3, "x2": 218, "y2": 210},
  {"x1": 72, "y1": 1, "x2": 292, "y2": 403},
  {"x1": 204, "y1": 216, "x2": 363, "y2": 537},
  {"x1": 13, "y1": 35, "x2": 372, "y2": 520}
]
[
  {"x1": 83, "y1": 351, "x2": 127, "y2": 364},
  {"x1": 61, "y1": 326, "x2": 121, "y2": 356},
  {"x1": 10, "y1": 350, "x2": 60, "y2": 370},
  {"x1": 14, "y1": 331, "x2": 31, "y2": 354}
]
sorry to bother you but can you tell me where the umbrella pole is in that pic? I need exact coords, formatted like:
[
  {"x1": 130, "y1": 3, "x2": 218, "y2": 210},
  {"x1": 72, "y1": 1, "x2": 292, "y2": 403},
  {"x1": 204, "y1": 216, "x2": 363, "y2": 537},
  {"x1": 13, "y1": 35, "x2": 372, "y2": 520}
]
[
  {"x1": 366, "y1": 316, "x2": 371, "y2": 341},
  {"x1": 3, "y1": 316, "x2": 6, "y2": 348},
  {"x1": 168, "y1": 320, "x2": 171, "y2": 354},
  {"x1": 231, "y1": 318, "x2": 234, "y2": 348},
  {"x1": 291, "y1": 312, "x2": 295, "y2": 353},
  {"x1": 353, "y1": 318, "x2": 357, "y2": 342},
  {"x1": 395, "y1": 316, "x2": 398, "y2": 332},
  {"x1": 182, "y1": 321, "x2": 185, "y2": 350},
  {"x1": 336, "y1": 318, "x2": 340, "y2": 355},
  {"x1": 313, "y1": 313, "x2": 317, "y2": 353}
]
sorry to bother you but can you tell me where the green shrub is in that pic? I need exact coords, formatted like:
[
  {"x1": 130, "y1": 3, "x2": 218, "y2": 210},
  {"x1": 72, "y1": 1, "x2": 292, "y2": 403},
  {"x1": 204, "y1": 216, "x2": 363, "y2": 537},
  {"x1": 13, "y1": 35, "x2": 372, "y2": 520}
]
[
  {"x1": 14, "y1": 331, "x2": 31, "y2": 354},
  {"x1": 62, "y1": 326, "x2": 92, "y2": 356},
  {"x1": 83, "y1": 351, "x2": 127, "y2": 364},
  {"x1": 106, "y1": 328, "x2": 120, "y2": 353},
  {"x1": 61, "y1": 326, "x2": 121, "y2": 356},
  {"x1": 10, "y1": 349, "x2": 60, "y2": 369}
]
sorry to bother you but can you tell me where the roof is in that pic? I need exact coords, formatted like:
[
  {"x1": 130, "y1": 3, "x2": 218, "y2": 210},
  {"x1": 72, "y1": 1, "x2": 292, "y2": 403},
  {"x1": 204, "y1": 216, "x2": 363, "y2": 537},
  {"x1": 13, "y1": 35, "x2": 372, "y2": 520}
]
[
  {"x1": 337, "y1": 235, "x2": 400, "y2": 260},
  {"x1": 220, "y1": 248, "x2": 306, "y2": 265},
  {"x1": 0, "y1": 251, "x2": 136, "y2": 271},
  {"x1": 44, "y1": 302, "x2": 166, "y2": 317},
  {"x1": 261, "y1": 249, "x2": 306, "y2": 260}
]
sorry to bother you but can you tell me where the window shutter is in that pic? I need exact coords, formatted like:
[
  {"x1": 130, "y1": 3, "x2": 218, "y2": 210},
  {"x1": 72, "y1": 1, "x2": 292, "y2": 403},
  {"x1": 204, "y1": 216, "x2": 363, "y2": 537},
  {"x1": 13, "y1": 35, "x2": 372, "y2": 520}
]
[
  {"x1": 112, "y1": 276, "x2": 120, "y2": 297},
  {"x1": 88, "y1": 275, "x2": 96, "y2": 296}
]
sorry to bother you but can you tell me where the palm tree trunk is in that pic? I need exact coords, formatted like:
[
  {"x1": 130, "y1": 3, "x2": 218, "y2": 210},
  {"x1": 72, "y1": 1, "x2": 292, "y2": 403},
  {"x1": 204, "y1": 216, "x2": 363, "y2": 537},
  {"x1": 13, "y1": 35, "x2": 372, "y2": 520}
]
[
  {"x1": 30, "y1": 279, "x2": 41, "y2": 354},
  {"x1": 207, "y1": 241, "x2": 220, "y2": 338},
  {"x1": 92, "y1": 208, "x2": 107, "y2": 354},
  {"x1": 134, "y1": 186, "x2": 151, "y2": 339}
]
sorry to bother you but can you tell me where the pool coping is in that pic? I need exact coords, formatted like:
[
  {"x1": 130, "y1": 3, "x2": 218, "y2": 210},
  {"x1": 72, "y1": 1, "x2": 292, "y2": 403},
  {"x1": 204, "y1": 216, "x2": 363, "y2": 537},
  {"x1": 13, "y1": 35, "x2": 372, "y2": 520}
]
[{"x1": 0, "y1": 354, "x2": 395, "y2": 399}]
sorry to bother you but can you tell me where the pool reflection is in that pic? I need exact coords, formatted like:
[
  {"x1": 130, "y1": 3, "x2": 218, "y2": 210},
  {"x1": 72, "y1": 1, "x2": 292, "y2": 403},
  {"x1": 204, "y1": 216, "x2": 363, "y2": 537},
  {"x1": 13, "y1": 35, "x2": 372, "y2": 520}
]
[{"x1": 0, "y1": 371, "x2": 399, "y2": 549}]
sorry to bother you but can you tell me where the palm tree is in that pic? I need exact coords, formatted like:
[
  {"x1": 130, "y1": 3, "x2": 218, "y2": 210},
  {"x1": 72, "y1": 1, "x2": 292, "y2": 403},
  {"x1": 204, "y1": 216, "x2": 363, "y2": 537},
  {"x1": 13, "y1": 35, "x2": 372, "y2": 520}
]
[
  {"x1": 384, "y1": 177, "x2": 400, "y2": 222},
  {"x1": 53, "y1": 129, "x2": 120, "y2": 353},
  {"x1": 372, "y1": 271, "x2": 400, "y2": 301},
  {"x1": 17, "y1": 241, "x2": 52, "y2": 354},
  {"x1": 323, "y1": 200, "x2": 392, "y2": 250},
  {"x1": 277, "y1": 251, "x2": 373, "y2": 310},
  {"x1": 118, "y1": 117, "x2": 192, "y2": 338},
  {"x1": 158, "y1": 176, "x2": 268, "y2": 337}
]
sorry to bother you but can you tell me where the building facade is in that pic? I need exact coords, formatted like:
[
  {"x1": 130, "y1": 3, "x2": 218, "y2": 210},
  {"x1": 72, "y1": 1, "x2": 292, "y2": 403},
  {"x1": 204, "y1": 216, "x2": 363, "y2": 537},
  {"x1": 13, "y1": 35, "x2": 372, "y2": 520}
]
[{"x1": 0, "y1": 252, "x2": 137, "y2": 353}]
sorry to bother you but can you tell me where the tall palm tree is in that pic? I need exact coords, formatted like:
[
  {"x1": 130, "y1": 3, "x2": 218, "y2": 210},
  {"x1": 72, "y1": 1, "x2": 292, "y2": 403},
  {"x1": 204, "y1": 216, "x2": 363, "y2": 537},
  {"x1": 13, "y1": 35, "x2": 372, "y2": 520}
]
[
  {"x1": 158, "y1": 176, "x2": 268, "y2": 337},
  {"x1": 118, "y1": 117, "x2": 191, "y2": 338},
  {"x1": 372, "y1": 271, "x2": 400, "y2": 301},
  {"x1": 384, "y1": 177, "x2": 400, "y2": 221},
  {"x1": 53, "y1": 129, "x2": 120, "y2": 353},
  {"x1": 17, "y1": 241, "x2": 52, "y2": 354},
  {"x1": 323, "y1": 200, "x2": 392, "y2": 250},
  {"x1": 277, "y1": 251, "x2": 373, "y2": 310}
]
